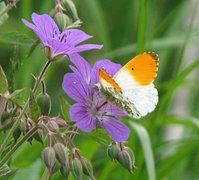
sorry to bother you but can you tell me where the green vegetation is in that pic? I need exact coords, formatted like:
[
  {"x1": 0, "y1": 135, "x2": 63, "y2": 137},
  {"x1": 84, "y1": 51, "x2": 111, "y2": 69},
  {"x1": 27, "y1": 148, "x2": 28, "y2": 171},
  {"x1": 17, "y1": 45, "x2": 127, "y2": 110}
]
[{"x1": 1, "y1": 0, "x2": 199, "y2": 179}]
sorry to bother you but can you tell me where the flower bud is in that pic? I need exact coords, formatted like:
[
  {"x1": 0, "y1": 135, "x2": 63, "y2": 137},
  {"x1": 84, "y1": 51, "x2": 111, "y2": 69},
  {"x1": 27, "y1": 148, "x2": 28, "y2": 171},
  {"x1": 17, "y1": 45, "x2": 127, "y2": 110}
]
[
  {"x1": 44, "y1": 47, "x2": 64, "y2": 61},
  {"x1": 48, "y1": 121, "x2": 59, "y2": 133},
  {"x1": 54, "y1": 12, "x2": 72, "y2": 30},
  {"x1": 61, "y1": 0, "x2": 79, "y2": 21},
  {"x1": 70, "y1": 157, "x2": 83, "y2": 180},
  {"x1": 124, "y1": 147, "x2": 135, "y2": 167},
  {"x1": 36, "y1": 92, "x2": 51, "y2": 115},
  {"x1": 117, "y1": 148, "x2": 135, "y2": 173},
  {"x1": 51, "y1": 117, "x2": 67, "y2": 127},
  {"x1": 54, "y1": 143, "x2": 69, "y2": 166},
  {"x1": 44, "y1": 46, "x2": 52, "y2": 60},
  {"x1": 42, "y1": 147, "x2": 56, "y2": 173},
  {"x1": 80, "y1": 157, "x2": 95, "y2": 180},
  {"x1": 60, "y1": 166, "x2": 70, "y2": 179},
  {"x1": 52, "y1": 54, "x2": 65, "y2": 62},
  {"x1": 107, "y1": 143, "x2": 120, "y2": 161},
  {"x1": 51, "y1": 162, "x2": 61, "y2": 174}
]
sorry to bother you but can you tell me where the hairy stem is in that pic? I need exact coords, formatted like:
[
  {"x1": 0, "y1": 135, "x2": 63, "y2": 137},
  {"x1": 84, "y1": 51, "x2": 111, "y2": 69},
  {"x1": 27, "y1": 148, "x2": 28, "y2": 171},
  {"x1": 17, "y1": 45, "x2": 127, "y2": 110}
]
[
  {"x1": 0, "y1": 60, "x2": 51, "y2": 163},
  {"x1": 119, "y1": 142, "x2": 124, "y2": 151},
  {"x1": 0, "y1": 126, "x2": 37, "y2": 167},
  {"x1": 55, "y1": 0, "x2": 62, "y2": 13}
]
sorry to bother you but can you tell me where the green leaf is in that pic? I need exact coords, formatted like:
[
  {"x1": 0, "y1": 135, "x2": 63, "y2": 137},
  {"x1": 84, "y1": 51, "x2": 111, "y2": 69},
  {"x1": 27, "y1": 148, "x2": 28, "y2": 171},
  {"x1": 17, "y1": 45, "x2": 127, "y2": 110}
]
[
  {"x1": 59, "y1": 95, "x2": 70, "y2": 121},
  {"x1": 83, "y1": 128, "x2": 111, "y2": 145},
  {"x1": 12, "y1": 160, "x2": 42, "y2": 180},
  {"x1": 0, "y1": 65, "x2": 8, "y2": 94},
  {"x1": 129, "y1": 122, "x2": 156, "y2": 180},
  {"x1": 0, "y1": 164, "x2": 16, "y2": 180},
  {"x1": 8, "y1": 89, "x2": 25, "y2": 106},
  {"x1": 29, "y1": 90, "x2": 41, "y2": 121},
  {"x1": 0, "y1": 32, "x2": 35, "y2": 46},
  {"x1": 33, "y1": 131, "x2": 43, "y2": 144},
  {"x1": 0, "y1": 2, "x2": 9, "y2": 26},
  {"x1": 13, "y1": 127, "x2": 22, "y2": 143}
]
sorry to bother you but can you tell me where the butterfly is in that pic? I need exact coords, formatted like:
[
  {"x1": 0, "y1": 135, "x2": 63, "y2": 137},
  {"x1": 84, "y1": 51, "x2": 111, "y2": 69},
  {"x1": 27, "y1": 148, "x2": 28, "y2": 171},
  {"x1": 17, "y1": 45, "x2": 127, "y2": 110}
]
[{"x1": 98, "y1": 52, "x2": 159, "y2": 119}]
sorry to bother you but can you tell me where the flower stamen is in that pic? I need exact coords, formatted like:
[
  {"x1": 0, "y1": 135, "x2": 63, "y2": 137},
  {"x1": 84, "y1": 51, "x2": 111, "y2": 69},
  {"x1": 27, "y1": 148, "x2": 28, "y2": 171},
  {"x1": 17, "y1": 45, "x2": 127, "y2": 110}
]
[{"x1": 96, "y1": 101, "x2": 108, "y2": 111}]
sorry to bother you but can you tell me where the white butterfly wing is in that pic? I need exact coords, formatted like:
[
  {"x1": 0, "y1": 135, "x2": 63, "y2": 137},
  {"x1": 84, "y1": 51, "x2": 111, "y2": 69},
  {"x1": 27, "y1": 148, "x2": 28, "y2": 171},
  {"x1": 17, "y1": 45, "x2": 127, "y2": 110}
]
[{"x1": 113, "y1": 52, "x2": 159, "y2": 117}]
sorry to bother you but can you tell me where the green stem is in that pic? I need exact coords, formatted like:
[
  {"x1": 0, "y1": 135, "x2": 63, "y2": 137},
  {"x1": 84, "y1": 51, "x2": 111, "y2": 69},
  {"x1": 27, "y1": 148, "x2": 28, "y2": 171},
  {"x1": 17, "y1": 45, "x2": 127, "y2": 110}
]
[
  {"x1": 32, "y1": 60, "x2": 51, "y2": 93},
  {"x1": 0, "y1": 126, "x2": 37, "y2": 167},
  {"x1": 0, "y1": 0, "x2": 20, "y2": 17},
  {"x1": 0, "y1": 60, "x2": 51, "y2": 159}
]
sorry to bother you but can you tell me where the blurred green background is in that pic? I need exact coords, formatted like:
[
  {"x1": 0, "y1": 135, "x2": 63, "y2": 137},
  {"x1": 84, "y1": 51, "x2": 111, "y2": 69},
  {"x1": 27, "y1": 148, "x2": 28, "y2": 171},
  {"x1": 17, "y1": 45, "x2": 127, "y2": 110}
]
[{"x1": 1, "y1": 0, "x2": 199, "y2": 179}]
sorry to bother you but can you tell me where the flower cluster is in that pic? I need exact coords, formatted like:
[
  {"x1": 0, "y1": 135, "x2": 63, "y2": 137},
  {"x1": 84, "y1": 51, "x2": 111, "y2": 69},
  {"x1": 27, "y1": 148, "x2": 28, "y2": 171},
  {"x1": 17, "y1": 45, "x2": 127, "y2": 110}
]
[{"x1": 23, "y1": 13, "x2": 130, "y2": 142}]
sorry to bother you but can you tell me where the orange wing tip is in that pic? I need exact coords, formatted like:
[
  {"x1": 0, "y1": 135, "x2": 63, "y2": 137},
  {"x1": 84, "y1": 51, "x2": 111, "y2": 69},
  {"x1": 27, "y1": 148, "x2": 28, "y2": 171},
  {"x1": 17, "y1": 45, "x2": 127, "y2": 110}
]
[
  {"x1": 125, "y1": 51, "x2": 159, "y2": 85},
  {"x1": 98, "y1": 68, "x2": 122, "y2": 93},
  {"x1": 145, "y1": 52, "x2": 159, "y2": 62},
  {"x1": 145, "y1": 51, "x2": 159, "y2": 79}
]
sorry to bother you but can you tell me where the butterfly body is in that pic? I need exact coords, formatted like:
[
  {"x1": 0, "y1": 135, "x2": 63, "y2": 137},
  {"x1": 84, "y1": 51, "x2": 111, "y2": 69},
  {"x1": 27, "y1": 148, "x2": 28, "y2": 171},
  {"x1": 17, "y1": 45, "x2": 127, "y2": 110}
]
[
  {"x1": 98, "y1": 52, "x2": 159, "y2": 119},
  {"x1": 98, "y1": 68, "x2": 142, "y2": 118}
]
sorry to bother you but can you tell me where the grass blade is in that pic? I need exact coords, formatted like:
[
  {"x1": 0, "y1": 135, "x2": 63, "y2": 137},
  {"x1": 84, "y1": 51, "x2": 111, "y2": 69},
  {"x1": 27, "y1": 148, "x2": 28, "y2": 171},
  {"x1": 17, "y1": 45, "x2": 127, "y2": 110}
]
[
  {"x1": 174, "y1": 1, "x2": 199, "y2": 77},
  {"x1": 129, "y1": 122, "x2": 156, "y2": 180}
]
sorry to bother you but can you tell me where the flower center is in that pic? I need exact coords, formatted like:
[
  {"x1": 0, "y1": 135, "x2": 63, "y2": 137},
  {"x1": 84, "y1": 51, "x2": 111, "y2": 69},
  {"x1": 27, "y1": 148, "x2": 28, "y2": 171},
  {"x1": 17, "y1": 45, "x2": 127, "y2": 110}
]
[
  {"x1": 87, "y1": 95, "x2": 108, "y2": 120},
  {"x1": 96, "y1": 101, "x2": 108, "y2": 111},
  {"x1": 59, "y1": 33, "x2": 67, "y2": 42},
  {"x1": 52, "y1": 29, "x2": 68, "y2": 43}
]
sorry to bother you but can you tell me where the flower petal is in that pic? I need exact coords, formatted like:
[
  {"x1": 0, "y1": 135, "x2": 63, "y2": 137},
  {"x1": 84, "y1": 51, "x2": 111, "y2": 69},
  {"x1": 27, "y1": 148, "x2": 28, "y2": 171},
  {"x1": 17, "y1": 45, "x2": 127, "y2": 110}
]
[
  {"x1": 22, "y1": 19, "x2": 36, "y2": 31},
  {"x1": 70, "y1": 103, "x2": 97, "y2": 132},
  {"x1": 68, "y1": 53, "x2": 91, "y2": 83},
  {"x1": 62, "y1": 73, "x2": 91, "y2": 103},
  {"x1": 32, "y1": 13, "x2": 59, "y2": 40},
  {"x1": 104, "y1": 103, "x2": 126, "y2": 117},
  {"x1": 99, "y1": 117, "x2": 130, "y2": 142},
  {"x1": 62, "y1": 29, "x2": 92, "y2": 45},
  {"x1": 70, "y1": 103, "x2": 87, "y2": 122},
  {"x1": 22, "y1": 19, "x2": 46, "y2": 45},
  {"x1": 91, "y1": 59, "x2": 122, "y2": 84},
  {"x1": 22, "y1": 13, "x2": 60, "y2": 47},
  {"x1": 51, "y1": 39, "x2": 71, "y2": 57},
  {"x1": 70, "y1": 44, "x2": 103, "y2": 54}
]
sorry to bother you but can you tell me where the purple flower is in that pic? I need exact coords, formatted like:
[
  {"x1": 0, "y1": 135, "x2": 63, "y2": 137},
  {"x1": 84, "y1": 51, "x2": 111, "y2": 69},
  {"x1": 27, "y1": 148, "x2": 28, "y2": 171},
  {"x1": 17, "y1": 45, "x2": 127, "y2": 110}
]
[
  {"x1": 62, "y1": 54, "x2": 130, "y2": 142},
  {"x1": 22, "y1": 13, "x2": 102, "y2": 59}
]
